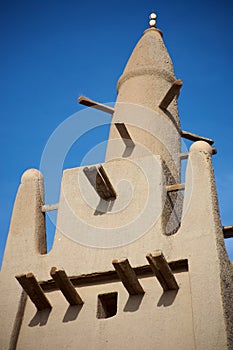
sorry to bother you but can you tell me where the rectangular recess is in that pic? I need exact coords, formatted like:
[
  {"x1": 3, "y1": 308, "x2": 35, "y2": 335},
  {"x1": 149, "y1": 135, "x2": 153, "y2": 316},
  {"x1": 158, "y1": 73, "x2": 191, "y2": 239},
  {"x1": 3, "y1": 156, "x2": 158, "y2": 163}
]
[{"x1": 97, "y1": 292, "x2": 118, "y2": 319}]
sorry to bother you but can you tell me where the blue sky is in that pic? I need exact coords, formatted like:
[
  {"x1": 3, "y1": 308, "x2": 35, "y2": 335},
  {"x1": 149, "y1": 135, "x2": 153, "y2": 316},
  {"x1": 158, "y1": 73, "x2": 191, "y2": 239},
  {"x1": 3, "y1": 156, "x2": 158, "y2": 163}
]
[{"x1": 0, "y1": 0, "x2": 233, "y2": 266}]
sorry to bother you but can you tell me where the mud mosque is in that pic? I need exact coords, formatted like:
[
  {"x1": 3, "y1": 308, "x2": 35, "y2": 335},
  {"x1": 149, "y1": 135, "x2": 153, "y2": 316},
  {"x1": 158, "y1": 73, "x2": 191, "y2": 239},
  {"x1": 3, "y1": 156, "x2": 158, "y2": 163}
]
[{"x1": 1, "y1": 13, "x2": 233, "y2": 350}]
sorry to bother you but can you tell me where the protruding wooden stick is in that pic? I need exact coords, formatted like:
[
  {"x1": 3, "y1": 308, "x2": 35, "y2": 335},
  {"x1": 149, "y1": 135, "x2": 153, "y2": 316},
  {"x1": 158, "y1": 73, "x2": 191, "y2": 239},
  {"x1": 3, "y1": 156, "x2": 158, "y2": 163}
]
[
  {"x1": 181, "y1": 130, "x2": 214, "y2": 145},
  {"x1": 146, "y1": 251, "x2": 179, "y2": 291},
  {"x1": 98, "y1": 165, "x2": 117, "y2": 199},
  {"x1": 112, "y1": 258, "x2": 145, "y2": 295},
  {"x1": 41, "y1": 203, "x2": 59, "y2": 212},
  {"x1": 78, "y1": 96, "x2": 114, "y2": 115},
  {"x1": 159, "y1": 79, "x2": 183, "y2": 110},
  {"x1": 50, "y1": 267, "x2": 83, "y2": 305},
  {"x1": 180, "y1": 153, "x2": 189, "y2": 160},
  {"x1": 212, "y1": 147, "x2": 217, "y2": 155},
  {"x1": 223, "y1": 226, "x2": 233, "y2": 239},
  {"x1": 166, "y1": 183, "x2": 185, "y2": 192},
  {"x1": 115, "y1": 123, "x2": 135, "y2": 148},
  {"x1": 83, "y1": 165, "x2": 117, "y2": 200},
  {"x1": 16, "y1": 273, "x2": 52, "y2": 311}
]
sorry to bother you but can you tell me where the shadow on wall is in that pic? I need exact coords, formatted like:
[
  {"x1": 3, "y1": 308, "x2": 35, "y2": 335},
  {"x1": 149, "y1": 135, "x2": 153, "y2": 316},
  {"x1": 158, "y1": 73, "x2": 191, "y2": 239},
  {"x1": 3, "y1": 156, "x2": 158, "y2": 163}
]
[
  {"x1": 63, "y1": 304, "x2": 83, "y2": 323},
  {"x1": 29, "y1": 309, "x2": 51, "y2": 327},
  {"x1": 28, "y1": 304, "x2": 83, "y2": 327},
  {"x1": 157, "y1": 290, "x2": 178, "y2": 307},
  {"x1": 123, "y1": 294, "x2": 144, "y2": 312}
]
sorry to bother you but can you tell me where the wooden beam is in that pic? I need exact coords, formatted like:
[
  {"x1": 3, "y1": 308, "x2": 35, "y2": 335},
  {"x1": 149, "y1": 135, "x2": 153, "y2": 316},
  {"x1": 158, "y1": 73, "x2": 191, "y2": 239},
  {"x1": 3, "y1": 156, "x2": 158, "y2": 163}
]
[
  {"x1": 115, "y1": 123, "x2": 135, "y2": 148},
  {"x1": 212, "y1": 147, "x2": 217, "y2": 155},
  {"x1": 40, "y1": 259, "x2": 188, "y2": 292},
  {"x1": 223, "y1": 226, "x2": 233, "y2": 239},
  {"x1": 16, "y1": 273, "x2": 52, "y2": 311},
  {"x1": 78, "y1": 96, "x2": 114, "y2": 115},
  {"x1": 181, "y1": 130, "x2": 214, "y2": 145},
  {"x1": 50, "y1": 267, "x2": 84, "y2": 305},
  {"x1": 112, "y1": 258, "x2": 145, "y2": 295},
  {"x1": 146, "y1": 251, "x2": 179, "y2": 291},
  {"x1": 98, "y1": 165, "x2": 117, "y2": 199},
  {"x1": 159, "y1": 79, "x2": 183, "y2": 110},
  {"x1": 166, "y1": 183, "x2": 185, "y2": 192},
  {"x1": 180, "y1": 153, "x2": 189, "y2": 160},
  {"x1": 41, "y1": 203, "x2": 59, "y2": 212},
  {"x1": 83, "y1": 165, "x2": 116, "y2": 200}
]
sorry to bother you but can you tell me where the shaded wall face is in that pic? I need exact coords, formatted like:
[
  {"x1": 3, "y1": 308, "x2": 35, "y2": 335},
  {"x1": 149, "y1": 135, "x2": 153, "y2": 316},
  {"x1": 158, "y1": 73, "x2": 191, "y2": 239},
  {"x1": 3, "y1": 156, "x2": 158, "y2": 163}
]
[{"x1": 16, "y1": 273, "x2": 195, "y2": 350}]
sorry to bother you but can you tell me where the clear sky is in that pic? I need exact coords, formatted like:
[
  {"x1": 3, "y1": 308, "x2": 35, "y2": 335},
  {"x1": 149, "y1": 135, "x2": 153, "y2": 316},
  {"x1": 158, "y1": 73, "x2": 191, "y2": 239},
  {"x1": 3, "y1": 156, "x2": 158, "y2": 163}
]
[{"x1": 0, "y1": 0, "x2": 233, "y2": 266}]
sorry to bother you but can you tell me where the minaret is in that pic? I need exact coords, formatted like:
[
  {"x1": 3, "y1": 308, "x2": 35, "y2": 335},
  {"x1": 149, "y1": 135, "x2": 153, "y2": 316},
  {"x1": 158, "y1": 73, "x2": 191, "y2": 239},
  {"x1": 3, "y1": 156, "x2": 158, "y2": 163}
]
[
  {"x1": 1, "y1": 12, "x2": 233, "y2": 350},
  {"x1": 106, "y1": 13, "x2": 182, "y2": 184},
  {"x1": 106, "y1": 13, "x2": 183, "y2": 234}
]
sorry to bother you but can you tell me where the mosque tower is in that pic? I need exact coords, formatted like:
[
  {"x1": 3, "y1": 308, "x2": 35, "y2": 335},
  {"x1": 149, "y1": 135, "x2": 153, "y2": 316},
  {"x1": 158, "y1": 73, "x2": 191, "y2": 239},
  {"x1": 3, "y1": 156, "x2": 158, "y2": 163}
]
[{"x1": 1, "y1": 13, "x2": 233, "y2": 350}]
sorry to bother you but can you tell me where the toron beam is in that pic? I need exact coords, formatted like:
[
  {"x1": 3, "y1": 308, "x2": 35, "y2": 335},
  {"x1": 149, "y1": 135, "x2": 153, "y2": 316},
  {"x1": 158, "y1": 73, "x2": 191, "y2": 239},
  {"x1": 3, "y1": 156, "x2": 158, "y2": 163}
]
[
  {"x1": 98, "y1": 165, "x2": 117, "y2": 199},
  {"x1": 83, "y1": 165, "x2": 117, "y2": 200},
  {"x1": 212, "y1": 147, "x2": 217, "y2": 155},
  {"x1": 16, "y1": 273, "x2": 52, "y2": 311},
  {"x1": 146, "y1": 251, "x2": 179, "y2": 291},
  {"x1": 41, "y1": 203, "x2": 59, "y2": 212},
  {"x1": 180, "y1": 153, "x2": 189, "y2": 160},
  {"x1": 50, "y1": 267, "x2": 84, "y2": 306},
  {"x1": 78, "y1": 96, "x2": 114, "y2": 115},
  {"x1": 40, "y1": 260, "x2": 188, "y2": 292},
  {"x1": 166, "y1": 183, "x2": 185, "y2": 192},
  {"x1": 159, "y1": 79, "x2": 183, "y2": 110},
  {"x1": 223, "y1": 226, "x2": 233, "y2": 239},
  {"x1": 115, "y1": 123, "x2": 135, "y2": 148},
  {"x1": 181, "y1": 130, "x2": 214, "y2": 145},
  {"x1": 112, "y1": 258, "x2": 145, "y2": 295}
]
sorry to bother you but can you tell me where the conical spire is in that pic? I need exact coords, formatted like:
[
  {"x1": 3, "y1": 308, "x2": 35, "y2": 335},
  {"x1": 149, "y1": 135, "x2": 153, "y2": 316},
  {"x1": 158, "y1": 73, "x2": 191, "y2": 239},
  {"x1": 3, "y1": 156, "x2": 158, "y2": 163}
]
[
  {"x1": 106, "y1": 14, "x2": 181, "y2": 165},
  {"x1": 116, "y1": 13, "x2": 179, "y2": 126}
]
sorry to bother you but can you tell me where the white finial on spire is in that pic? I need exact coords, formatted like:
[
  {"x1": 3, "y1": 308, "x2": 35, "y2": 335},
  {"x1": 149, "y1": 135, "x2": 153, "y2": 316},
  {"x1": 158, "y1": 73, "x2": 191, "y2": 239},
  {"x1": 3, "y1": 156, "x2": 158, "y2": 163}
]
[{"x1": 149, "y1": 12, "x2": 157, "y2": 28}]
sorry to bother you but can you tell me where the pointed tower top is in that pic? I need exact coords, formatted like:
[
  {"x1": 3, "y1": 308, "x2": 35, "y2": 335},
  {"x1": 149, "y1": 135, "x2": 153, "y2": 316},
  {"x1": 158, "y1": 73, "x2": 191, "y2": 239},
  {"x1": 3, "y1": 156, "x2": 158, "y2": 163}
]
[{"x1": 149, "y1": 12, "x2": 157, "y2": 28}]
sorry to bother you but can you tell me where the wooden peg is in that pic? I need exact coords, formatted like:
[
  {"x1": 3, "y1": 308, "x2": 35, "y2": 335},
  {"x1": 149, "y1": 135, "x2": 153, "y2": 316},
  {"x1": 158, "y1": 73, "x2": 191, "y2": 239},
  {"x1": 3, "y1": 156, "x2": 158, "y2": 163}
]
[
  {"x1": 159, "y1": 80, "x2": 183, "y2": 110},
  {"x1": 146, "y1": 251, "x2": 179, "y2": 291},
  {"x1": 16, "y1": 273, "x2": 52, "y2": 311},
  {"x1": 181, "y1": 130, "x2": 214, "y2": 145},
  {"x1": 166, "y1": 183, "x2": 185, "y2": 192},
  {"x1": 115, "y1": 123, "x2": 135, "y2": 148},
  {"x1": 83, "y1": 165, "x2": 116, "y2": 200},
  {"x1": 50, "y1": 267, "x2": 83, "y2": 306},
  {"x1": 41, "y1": 203, "x2": 59, "y2": 212},
  {"x1": 78, "y1": 96, "x2": 114, "y2": 115},
  {"x1": 112, "y1": 258, "x2": 145, "y2": 295},
  {"x1": 223, "y1": 226, "x2": 233, "y2": 239}
]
